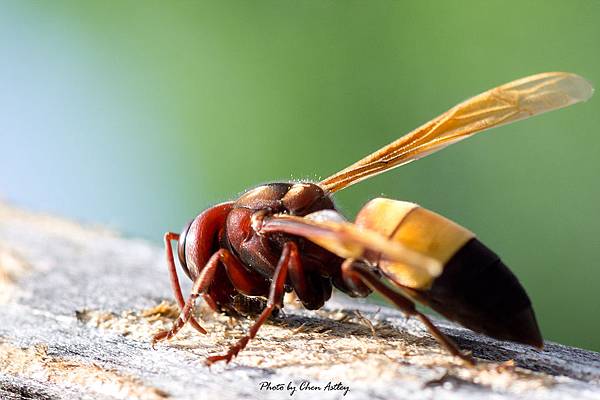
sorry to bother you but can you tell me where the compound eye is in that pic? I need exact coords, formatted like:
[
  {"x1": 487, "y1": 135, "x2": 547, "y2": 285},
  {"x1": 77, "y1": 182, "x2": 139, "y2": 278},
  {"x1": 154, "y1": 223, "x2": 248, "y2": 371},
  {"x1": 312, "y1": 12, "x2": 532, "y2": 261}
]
[{"x1": 177, "y1": 219, "x2": 194, "y2": 279}]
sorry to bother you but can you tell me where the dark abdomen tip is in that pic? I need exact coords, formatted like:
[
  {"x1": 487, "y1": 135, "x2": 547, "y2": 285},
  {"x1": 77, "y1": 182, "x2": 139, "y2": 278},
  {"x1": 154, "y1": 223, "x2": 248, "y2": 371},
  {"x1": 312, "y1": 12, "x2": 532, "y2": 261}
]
[{"x1": 420, "y1": 238, "x2": 543, "y2": 348}]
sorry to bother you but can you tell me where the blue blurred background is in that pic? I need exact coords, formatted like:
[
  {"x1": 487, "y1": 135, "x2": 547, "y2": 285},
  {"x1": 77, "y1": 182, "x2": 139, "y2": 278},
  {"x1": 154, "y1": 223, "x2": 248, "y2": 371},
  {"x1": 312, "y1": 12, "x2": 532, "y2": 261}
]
[{"x1": 1, "y1": 1, "x2": 599, "y2": 351}]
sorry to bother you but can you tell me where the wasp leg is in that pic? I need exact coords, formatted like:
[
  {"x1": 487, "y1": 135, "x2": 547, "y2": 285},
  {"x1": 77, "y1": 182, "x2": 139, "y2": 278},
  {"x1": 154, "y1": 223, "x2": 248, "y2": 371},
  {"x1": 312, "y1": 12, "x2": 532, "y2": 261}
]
[
  {"x1": 287, "y1": 253, "x2": 332, "y2": 310},
  {"x1": 164, "y1": 232, "x2": 206, "y2": 334},
  {"x1": 152, "y1": 249, "x2": 222, "y2": 346},
  {"x1": 205, "y1": 242, "x2": 298, "y2": 365},
  {"x1": 216, "y1": 249, "x2": 271, "y2": 297},
  {"x1": 341, "y1": 259, "x2": 475, "y2": 366},
  {"x1": 154, "y1": 246, "x2": 271, "y2": 347},
  {"x1": 201, "y1": 247, "x2": 271, "y2": 316}
]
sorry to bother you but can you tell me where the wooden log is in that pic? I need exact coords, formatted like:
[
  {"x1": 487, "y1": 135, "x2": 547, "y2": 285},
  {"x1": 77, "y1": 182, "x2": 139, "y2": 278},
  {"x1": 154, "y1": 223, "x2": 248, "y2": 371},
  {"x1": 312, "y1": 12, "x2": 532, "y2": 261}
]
[{"x1": 0, "y1": 202, "x2": 599, "y2": 400}]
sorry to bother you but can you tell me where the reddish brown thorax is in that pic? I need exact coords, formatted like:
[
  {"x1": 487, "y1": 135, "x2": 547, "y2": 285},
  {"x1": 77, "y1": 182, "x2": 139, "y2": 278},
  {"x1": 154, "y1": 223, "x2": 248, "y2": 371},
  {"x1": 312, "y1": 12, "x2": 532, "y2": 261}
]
[
  {"x1": 226, "y1": 183, "x2": 336, "y2": 275},
  {"x1": 176, "y1": 182, "x2": 360, "y2": 313}
]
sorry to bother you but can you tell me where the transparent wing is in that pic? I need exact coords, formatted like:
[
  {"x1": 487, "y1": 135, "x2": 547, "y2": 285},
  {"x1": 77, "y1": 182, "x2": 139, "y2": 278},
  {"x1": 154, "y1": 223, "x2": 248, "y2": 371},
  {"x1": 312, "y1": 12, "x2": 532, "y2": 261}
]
[
  {"x1": 261, "y1": 212, "x2": 443, "y2": 278},
  {"x1": 320, "y1": 72, "x2": 594, "y2": 193}
]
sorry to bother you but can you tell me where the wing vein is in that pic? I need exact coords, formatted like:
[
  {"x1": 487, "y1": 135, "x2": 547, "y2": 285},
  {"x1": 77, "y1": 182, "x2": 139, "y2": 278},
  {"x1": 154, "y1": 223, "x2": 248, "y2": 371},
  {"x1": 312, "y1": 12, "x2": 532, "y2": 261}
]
[{"x1": 320, "y1": 72, "x2": 593, "y2": 193}]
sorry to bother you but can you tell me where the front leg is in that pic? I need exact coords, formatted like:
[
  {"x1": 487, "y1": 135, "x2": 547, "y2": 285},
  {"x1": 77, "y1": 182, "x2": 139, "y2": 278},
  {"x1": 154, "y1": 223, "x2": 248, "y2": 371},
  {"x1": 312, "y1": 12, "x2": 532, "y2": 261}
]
[
  {"x1": 206, "y1": 241, "x2": 298, "y2": 365},
  {"x1": 164, "y1": 232, "x2": 207, "y2": 334},
  {"x1": 153, "y1": 247, "x2": 271, "y2": 346},
  {"x1": 152, "y1": 249, "x2": 222, "y2": 346}
]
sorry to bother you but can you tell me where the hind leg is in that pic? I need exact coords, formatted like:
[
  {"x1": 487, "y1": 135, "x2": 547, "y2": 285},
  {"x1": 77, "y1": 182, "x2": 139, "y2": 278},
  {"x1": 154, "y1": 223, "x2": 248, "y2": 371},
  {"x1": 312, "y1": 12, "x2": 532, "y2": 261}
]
[{"x1": 341, "y1": 259, "x2": 475, "y2": 365}]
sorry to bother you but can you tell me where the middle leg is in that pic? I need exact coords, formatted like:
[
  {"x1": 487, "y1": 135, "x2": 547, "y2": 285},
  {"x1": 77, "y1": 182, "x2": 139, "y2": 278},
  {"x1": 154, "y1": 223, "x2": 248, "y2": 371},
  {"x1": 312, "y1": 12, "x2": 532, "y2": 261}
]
[{"x1": 287, "y1": 254, "x2": 332, "y2": 310}]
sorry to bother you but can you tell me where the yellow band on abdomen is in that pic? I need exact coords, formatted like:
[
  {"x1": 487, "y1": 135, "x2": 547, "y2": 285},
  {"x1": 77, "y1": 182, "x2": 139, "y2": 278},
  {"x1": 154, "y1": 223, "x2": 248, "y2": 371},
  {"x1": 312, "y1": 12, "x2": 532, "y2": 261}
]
[{"x1": 356, "y1": 198, "x2": 474, "y2": 289}]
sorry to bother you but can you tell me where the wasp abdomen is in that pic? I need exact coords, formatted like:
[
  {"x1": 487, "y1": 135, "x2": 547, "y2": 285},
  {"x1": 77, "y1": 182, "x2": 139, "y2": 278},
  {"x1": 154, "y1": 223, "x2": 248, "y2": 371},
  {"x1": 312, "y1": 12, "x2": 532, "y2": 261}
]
[
  {"x1": 356, "y1": 198, "x2": 543, "y2": 348},
  {"x1": 421, "y1": 238, "x2": 543, "y2": 347}
]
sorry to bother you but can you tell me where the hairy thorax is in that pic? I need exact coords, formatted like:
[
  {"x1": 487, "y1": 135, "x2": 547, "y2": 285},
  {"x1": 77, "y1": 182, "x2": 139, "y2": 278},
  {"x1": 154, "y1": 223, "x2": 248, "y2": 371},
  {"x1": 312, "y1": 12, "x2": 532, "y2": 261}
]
[{"x1": 225, "y1": 183, "x2": 342, "y2": 279}]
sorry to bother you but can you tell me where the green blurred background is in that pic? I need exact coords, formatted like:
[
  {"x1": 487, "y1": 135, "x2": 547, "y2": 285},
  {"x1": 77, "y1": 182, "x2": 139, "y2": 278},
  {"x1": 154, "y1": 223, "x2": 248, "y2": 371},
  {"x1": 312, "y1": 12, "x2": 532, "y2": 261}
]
[{"x1": 1, "y1": 1, "x2": 599, "y2": 351}]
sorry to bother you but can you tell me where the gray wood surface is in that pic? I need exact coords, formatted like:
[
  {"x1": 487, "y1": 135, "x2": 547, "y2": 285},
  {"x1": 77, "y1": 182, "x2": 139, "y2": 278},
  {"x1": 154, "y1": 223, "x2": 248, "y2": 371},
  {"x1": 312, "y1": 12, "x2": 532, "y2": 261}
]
[{"x1": 0, "y1": 202, "x2": 599, "y2": 400}]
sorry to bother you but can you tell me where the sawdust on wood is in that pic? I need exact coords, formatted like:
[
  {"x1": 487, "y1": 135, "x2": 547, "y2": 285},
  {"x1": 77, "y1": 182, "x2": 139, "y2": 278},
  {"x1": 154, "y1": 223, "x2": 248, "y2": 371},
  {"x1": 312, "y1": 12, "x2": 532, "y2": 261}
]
[
  {"x1": 76, "y1": 299, "x2": 556, "y2": 396},
  {"x1": 0, "y1": 340, "x2": 168, "y2": 400}
]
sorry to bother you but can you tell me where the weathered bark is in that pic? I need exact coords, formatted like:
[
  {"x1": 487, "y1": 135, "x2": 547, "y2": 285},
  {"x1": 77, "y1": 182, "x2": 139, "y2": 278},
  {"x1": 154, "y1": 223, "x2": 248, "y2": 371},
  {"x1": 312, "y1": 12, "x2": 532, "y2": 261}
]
[{"x1": 0, "y1": 202, "x2": 598, "y2": 400}]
